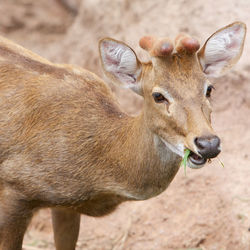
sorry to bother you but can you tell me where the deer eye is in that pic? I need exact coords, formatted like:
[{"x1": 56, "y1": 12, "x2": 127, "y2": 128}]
[
  {"x1": 206, "y1": 85, "x2": 214, "y2": 98},
  {"x1": 152, "y1": 92, "x2": 168, "y2": 103}
]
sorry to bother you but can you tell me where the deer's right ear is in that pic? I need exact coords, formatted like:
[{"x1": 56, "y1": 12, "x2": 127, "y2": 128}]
[
  {"x1": 198, "y1": 22, "x2": 246, "y2": 78},
  {"x1": 99, "y1": 38, "x2": 142, "y2": 95}
]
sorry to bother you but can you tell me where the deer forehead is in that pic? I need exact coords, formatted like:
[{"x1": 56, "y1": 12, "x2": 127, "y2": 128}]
[{"x1": 144, "y1": 55, "x2": 207, "y2": 100}]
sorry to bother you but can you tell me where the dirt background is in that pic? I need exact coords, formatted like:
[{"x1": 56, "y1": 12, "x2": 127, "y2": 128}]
[{"x1": 0, "y1": 0, "x2": 250, "y2": 249}]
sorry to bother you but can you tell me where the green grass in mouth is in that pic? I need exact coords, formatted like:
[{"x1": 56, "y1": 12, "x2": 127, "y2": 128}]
[{"x1": 181, "y1": 149, "x2": 191, "y2": 176}]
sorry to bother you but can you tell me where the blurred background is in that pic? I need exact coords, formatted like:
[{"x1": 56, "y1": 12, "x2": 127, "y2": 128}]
[{"x1": 0, "y1": 0, "x2": 250, "y2": 249}]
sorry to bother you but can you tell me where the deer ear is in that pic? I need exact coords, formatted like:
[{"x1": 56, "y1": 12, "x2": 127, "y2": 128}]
[
  {"x1": 99, "y1": 38, "x2": 142, "y2": 95},
  {"x1": 198, "y1": 22, "x2": 246, "y2": 78}
]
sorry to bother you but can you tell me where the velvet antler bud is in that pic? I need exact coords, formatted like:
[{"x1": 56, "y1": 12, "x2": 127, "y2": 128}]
[
  {"x1": 175, "y1": 34, "x2": 200, "y2": 54},
  {"x1": 139, "y1": 36, "x2": 174, "y2": 57},
  {"x1": 139, "y1": 36, "x2": 156, "y2": 52}
]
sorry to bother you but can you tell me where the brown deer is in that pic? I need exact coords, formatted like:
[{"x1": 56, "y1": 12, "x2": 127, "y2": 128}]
[{"x1": 0, "y1": 22, "x2": 246, "y2": 250}]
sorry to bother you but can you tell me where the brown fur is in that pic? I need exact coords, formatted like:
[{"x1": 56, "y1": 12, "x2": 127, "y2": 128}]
[
  {"x1": 0, "y1": 38, "x2": 180, "y2": 250},
  {"x1": 0, "y1": 22, "x2": 245, "y2": 250}
]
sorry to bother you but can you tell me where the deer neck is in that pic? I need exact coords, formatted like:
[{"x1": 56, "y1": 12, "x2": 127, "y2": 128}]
[{"x1": 101, "y1": 109, "x2": 181, "y2": 200}]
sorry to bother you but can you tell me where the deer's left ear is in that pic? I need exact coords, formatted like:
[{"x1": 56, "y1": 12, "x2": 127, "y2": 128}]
[{"x1": 198, "y1": 22, "x2": 246, "y2": 78}]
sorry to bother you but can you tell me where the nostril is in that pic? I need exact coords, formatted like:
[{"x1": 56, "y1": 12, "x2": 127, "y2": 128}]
[{"x1": 194, "y1": 137, "x2": 208, "y2": 150}]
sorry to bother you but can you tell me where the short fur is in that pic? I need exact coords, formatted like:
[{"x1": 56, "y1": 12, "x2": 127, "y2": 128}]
[{"x1": 0, "y1": 22, "x2": 246, "y2": 250}]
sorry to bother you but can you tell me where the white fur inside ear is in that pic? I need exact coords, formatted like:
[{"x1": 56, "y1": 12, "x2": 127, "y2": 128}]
[
  {"x1": 199, "y1": 23, "x2": 246, "y2": 77},
  {"x1": 100, "y1": 40, "x2": 141, "y2": 86}
]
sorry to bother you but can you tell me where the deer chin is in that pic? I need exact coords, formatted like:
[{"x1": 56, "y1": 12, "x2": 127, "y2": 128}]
[{"x1": 187, "y1": 151, "x2": 207, "y2": 169}]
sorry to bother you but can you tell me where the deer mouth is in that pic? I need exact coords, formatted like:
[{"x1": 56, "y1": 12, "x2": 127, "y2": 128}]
[{"x1": 188, "y1": 151, "x2": 207, "y2": 168}]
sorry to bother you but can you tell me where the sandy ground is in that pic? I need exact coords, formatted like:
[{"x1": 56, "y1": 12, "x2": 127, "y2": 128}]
[{"x1": 0, "y1": 0, "x2": 250, "y2": 249}]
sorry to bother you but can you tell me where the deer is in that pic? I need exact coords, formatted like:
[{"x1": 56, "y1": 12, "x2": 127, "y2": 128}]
[{"x1": 0, "y1": 22, "x2": 246, "y2": 250}]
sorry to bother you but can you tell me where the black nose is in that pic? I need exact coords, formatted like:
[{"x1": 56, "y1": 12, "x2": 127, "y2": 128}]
[{"x1": 194, "y1": 136, "x2": 221, "y2": 159}]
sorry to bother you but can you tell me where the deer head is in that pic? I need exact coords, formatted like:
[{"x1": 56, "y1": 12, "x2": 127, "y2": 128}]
[{"x1": 99, "y1": 22, "x2": 246, "y2": 169}]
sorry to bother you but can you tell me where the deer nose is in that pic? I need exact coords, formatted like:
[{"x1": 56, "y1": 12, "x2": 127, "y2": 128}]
[{"x1": 194, "y1": 136, "x2": 221, "y2": 159}]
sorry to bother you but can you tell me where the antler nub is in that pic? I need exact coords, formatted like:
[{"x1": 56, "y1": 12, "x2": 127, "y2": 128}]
[
  {"x1": 139, "y1": 36, "x2": 173, "y2": 57},
  {"x1": 153, "y1": 39, "x2": 174, "y2": 57},
  {"x1": 175, "y1": 34, "x2": 200, "y2": 54},
  {"x1": 139, "y1": 36, "x2": 156, "y2": 52},
  {"x1": 139, "y1": 34, "x2": 199, "y2": 58}
]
